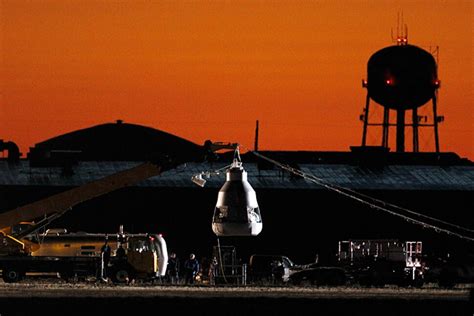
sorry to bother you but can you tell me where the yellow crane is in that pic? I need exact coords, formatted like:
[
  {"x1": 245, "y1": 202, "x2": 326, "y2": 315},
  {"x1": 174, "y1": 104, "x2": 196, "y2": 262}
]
[{"x1": 0, "y1": 161, "x2": 168, "y2": 282}]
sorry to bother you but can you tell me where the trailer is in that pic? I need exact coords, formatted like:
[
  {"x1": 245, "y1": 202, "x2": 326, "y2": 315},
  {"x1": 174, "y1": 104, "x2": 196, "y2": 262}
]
[{"x1": 0, "y1": 254, "x2": 98, "y2": 283}]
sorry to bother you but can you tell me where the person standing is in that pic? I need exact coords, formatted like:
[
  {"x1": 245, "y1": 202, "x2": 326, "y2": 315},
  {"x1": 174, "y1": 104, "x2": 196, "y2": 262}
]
[
  {"x1": 271, "y1": 260, "x2": 284, "y2": 284},
  {"x1": 208, "y1": 256, "x2": 218, "y2": 285},
  {"x1": 116, "y1": 243, "x2": 126, "y2": 260},
  {"x1": 184, "y1": 253, "x2": 200, "y2": 285},
  {"x1": 166, "y1": 252, "x2": 180, "y2": 285},
  {"x1": 100, "y1": 238, "x2": 112, "y2": 282}
]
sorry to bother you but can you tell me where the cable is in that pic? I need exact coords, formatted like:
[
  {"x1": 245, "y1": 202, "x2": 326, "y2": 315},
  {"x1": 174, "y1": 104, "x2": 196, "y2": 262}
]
[
  {"x1": 331, "y1": 184, "x2": 473, "y2": 234},
  {"x1": 250, "y1": 150, "x2": 474, "y2": 242},
  {"x1": 280, "y1": 163, "x2": 473, "y2": 234}
]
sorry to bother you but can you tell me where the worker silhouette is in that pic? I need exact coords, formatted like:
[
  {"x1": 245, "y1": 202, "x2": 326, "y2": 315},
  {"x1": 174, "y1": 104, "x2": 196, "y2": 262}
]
[
  {"x1": 184, "y1": 253, "x2": 200, "y2": 285},
  {"x1": 100, "y1": 238, "x2": 112, "y2": 282},
  {"x1": 208, "y1": 256, "x2": 218, "y2": 285},
  {"x1": 166, "y1": 252, "x2": 180, "y2": 285},
  {"x1": 271, "y1": 260, "x2": 285, "y2": 284},
  {"x1": 116, "y1": 243, "x2": 126, "y2": 260}
]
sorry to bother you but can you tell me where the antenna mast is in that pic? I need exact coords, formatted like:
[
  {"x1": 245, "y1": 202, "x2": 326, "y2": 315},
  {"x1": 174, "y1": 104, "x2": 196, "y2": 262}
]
[
  {"x1": 254, "y1": 120, "x2": 259, "y2": 151},
  {"x1": 394, "y1": 10, "x2": 408, "y2": 45}
]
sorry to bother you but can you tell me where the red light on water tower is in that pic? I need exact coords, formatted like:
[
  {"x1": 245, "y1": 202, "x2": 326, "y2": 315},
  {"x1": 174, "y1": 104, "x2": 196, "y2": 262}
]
[{"x1": 385, "y1": 79, "x2": 393, "y2": 85}]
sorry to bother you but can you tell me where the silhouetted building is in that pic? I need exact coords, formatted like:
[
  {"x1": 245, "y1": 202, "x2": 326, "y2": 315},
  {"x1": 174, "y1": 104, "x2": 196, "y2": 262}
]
[{"x1": 0, "y1": 121, "x2": 472, "y2": 263}]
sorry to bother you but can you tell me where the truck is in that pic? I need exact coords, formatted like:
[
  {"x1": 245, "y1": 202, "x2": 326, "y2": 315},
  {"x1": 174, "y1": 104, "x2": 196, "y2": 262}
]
[
  {"x1": 1, "y1": 227, "x2": 168, "y2": 283},
  {"x1": 0, "y1": 161, "x2": 171, "y2": 283},
  {"x1": 248, "y1": 254, "x2": 295, "y2": 284},
  {"x1": 336, "y1": 239, "x2": 425, "y2": 287},
  {"x1": 246, "y1": 239, "x2": 426, "y2": 287}
]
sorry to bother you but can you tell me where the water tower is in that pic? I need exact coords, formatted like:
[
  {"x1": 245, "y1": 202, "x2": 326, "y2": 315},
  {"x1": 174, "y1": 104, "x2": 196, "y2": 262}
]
[{"x1": 360, "y1": 28, "x2": 443, "y2": 152}]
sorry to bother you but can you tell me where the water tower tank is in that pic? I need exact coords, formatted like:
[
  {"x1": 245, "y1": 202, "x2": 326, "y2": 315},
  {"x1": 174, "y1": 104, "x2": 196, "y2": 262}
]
[{"x1": 367, "y1": 44, "x2": 438, "y2": 110}]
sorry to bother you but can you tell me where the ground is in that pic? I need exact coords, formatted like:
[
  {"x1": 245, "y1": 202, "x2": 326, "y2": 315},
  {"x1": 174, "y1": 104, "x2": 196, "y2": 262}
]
[{"x1": 0, "y1": 280, "x2": 472, "y2": 316}]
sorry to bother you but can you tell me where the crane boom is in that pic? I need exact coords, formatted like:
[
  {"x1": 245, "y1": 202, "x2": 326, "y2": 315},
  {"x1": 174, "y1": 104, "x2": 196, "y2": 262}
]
[{"x1": 0, "y1": 162, "x2": 162, "y2": 231}]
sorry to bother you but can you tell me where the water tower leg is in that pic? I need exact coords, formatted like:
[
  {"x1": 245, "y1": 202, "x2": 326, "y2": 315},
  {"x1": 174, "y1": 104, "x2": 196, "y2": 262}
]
[
  {"x1": 432, "y1": 95, "x2": 440, "y2": 153},
  {"x1": 382, "y1": 107, "x2": 390, "y2": 148},
  {"x1": 361, "y1": 94, "x2": 370, "y2": 146},
  {"x1": 412, "y1": 108, "x2": 419, "y2": 152},
  {"x1": 396, "y1": 109, "x2": 405, "y2": 152}
]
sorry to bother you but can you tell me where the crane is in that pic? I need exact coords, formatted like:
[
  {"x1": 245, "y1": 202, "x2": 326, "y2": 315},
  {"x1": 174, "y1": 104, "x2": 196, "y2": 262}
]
[
  {"x1": 0, "y1": 162, "x2": 166, "y2": 252},
  {"x1": 0, "y1": 156, "x2": 180, "y2": 282}
]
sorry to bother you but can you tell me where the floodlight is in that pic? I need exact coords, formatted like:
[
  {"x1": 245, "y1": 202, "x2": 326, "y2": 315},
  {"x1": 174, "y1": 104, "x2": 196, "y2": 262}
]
[{"x1": 191, "y1": 173, "x2": 206, "y2": 187}]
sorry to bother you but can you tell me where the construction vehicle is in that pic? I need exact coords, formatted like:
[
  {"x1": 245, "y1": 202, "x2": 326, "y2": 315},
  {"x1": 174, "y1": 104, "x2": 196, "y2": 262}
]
[{"x1": 0, "y1": 161, "x2": 172, "y2": 283}]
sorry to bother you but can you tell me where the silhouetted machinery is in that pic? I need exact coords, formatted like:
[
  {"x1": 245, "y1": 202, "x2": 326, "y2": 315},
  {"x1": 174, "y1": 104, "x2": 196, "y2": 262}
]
[
  {"x1": 0, "y1": 161, "x2": 172, "y2": 282},
  {"x1": 360, "y1": 31, "x2": 443, "y2": 152}
]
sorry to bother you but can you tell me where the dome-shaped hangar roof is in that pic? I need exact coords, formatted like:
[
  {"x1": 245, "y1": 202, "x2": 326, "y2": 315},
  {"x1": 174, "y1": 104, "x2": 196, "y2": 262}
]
[{"x1": 28, "y1": 120, "x2": 205, "y2": 165}]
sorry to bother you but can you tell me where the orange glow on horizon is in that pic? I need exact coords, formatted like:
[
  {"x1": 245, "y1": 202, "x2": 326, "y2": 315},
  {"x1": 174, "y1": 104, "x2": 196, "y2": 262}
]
[{"x1": 1, "y1": 1, "x2": 472, "y2": 159}]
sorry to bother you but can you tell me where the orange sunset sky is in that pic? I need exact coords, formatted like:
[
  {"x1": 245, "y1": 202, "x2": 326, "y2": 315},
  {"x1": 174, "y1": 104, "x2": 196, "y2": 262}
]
[{"x1": 1, "y1": 1, "x2": 473, "y2": 159}]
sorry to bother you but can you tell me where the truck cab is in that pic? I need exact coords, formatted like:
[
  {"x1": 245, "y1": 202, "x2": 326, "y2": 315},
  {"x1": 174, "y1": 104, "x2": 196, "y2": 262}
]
[{"x1": 248, "y1": 254, "x2": 294, "y2": 283}]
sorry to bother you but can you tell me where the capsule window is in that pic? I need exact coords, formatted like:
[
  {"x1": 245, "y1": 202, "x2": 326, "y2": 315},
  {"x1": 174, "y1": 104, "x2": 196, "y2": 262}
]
[
  {"x1": 218, "y1": 206, "x2": 228, "y2": 219},
  {"x1": 247, "y1": 207, "x2": 261, "y2": 223}
]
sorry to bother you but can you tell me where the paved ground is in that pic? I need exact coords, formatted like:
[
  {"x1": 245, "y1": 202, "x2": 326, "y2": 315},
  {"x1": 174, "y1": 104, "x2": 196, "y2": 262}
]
[
  {"x1": 0, "y1": 282, "x2": 471, "y2": 299},
  {"x1": 0, "y1": 281, "x2": 472, "y2": 315}
]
